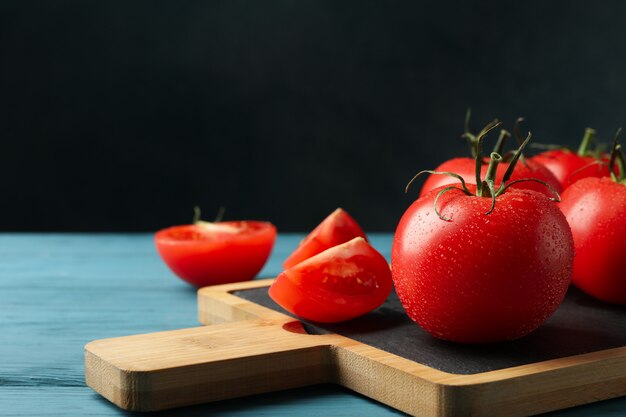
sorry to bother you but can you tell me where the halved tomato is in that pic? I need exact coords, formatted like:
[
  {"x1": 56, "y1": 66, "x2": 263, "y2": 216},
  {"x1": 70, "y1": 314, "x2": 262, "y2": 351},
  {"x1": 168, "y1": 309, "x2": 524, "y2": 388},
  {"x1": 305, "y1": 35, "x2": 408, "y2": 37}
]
[
  {"x1": 269, "y1": 237, "x2": 392, "y2": 323},
  {"x1": 283, "y1": 208, "x2": 366, "y2": 269},
  {"x1": 155, "y1": 221, "x2": 276, "y2": 287}
]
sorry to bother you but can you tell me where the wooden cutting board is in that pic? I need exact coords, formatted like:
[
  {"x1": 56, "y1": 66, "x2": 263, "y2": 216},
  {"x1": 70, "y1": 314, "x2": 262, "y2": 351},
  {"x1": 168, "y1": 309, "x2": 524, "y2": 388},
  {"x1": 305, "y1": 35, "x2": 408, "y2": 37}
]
[{"x1": 85, "y1": 279, "x2": 626, "y2": 416}]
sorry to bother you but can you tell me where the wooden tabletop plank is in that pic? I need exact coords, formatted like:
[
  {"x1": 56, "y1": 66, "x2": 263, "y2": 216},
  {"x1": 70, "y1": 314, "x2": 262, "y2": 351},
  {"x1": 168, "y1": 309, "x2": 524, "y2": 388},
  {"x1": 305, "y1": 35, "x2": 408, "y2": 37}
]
[{"x1": 1, "y1": 233, "x2": 625, "y2": 416}]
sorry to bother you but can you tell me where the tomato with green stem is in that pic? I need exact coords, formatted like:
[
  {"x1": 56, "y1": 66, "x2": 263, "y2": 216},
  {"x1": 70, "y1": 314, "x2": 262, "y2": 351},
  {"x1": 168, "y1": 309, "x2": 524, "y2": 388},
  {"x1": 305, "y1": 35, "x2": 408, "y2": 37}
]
[
  {"x1": 420, "y1": 114, "x2": 562, "y2": 198},
  {"x1": 155, "y1": 208, "x2": 277, "y2": 287},
  {"x1": 559, "y1": 129, "x2": 626, "y2": 304},
  {"x1": 270, "y1": 237, "x2": 392, "y2": 323},
  {"x1": 283, "y1": 208, "x2": 366, "y2": 269},
  {"x1": 393, "y1": 122, "x2": 574, "y2": 343},
  {"x1": 530, "y1": 128, "x2": 611, "y2": 189}
]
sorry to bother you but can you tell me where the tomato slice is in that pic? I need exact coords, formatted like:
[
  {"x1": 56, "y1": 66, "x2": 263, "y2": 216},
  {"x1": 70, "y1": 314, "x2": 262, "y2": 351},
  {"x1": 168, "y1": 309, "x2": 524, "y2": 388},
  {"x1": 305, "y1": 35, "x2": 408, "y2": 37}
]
[
  {"x1": 269, "y1": 237, "x2": 392, "y2": 323},
  {"x1": 154, "y1": 221, "x2": 276, "y2": 287},
  {"x1": 283, "y1": 208, "x2": 367, "y2": 269}
]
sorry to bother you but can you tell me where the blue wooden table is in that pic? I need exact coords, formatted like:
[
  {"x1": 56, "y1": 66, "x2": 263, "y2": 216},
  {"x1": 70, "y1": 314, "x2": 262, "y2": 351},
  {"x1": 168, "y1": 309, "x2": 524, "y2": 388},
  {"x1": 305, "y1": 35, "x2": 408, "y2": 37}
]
[{"x1": 2, "y1": 233, "x2": 625, "y2": 416}]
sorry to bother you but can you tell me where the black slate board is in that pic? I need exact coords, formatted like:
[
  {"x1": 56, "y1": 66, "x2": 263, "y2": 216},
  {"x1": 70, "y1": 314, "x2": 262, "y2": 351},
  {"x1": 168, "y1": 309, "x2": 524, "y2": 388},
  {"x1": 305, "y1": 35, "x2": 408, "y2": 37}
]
[{"x1": 234, "y1": 287, "x2": 626, "y2": 375}]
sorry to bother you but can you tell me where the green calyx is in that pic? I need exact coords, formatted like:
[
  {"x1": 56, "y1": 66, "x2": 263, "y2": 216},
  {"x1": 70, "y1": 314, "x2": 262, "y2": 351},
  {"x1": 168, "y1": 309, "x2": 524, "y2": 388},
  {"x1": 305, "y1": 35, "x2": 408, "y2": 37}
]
[
  {"x1": 462, "y1": 108, "x2": 480, "y2": 158},
  {"x1": 463, "y1": 110, "x2": 514, "y2": 163},
  {"x1": 493, "y1": 129, "x2": 511, "y2": 156},
  {"x1": 462, "y1": 110, "x2": 509, "y2": 160},
  {"x1": 193, "y1": 206, "x2": 226, "y2": 225},
  {"x1": 406, "y1": 119, "x2": 561, "y2": 221},
  {"x1": 608, "y1": 128, "x2": 626, "y2": 184}
]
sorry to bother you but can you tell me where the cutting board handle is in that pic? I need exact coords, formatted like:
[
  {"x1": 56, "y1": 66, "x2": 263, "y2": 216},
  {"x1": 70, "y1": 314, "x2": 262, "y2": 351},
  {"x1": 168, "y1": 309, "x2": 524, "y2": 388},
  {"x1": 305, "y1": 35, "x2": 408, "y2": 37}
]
[{"x1": 85, "y1": 319, "x2": 336, "y2": 411}]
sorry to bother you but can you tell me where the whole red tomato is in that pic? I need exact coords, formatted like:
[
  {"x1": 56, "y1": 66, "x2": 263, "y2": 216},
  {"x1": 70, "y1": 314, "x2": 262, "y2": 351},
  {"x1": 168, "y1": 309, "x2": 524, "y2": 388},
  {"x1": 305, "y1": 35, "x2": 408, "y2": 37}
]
[
  {"x1": 155, "y1": 220, "x2": 276, "y2": 287},
  {"x1": 393, "y1": 185, "x2": 573, "y2": 343},
  {"x1": 530, "y1": 128, "x2": 610, "y2": 189},
  {"x1": 270, "y1": 237, "x2": 392, "y2": 323},
  {"x1": 559, "y1": 141, "x2": 626, "y2": 304},
  {"x1": 394, "y1": 131, "x2": 574, "y2": 343},
  {"x1": 283, "y1": 208, "x2": 366, "y2": 269}
]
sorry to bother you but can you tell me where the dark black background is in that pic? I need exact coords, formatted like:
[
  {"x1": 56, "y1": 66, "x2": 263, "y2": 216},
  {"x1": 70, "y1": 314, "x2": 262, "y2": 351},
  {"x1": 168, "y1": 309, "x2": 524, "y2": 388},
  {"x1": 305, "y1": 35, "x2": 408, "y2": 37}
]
[{"x1": 1, "y1": 1, "x2": 625, "y2": 232}]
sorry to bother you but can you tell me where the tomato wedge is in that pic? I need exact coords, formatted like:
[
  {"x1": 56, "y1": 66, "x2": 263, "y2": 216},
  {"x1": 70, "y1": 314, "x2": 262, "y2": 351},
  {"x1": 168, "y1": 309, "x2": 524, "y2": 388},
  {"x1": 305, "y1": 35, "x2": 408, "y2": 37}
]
[
  {"x1": 269, "y1": 237, "x2": 392, "y2": 323},
  {"x1": 283, "y1": 208, "x2": 366, "y2": 269},
  {"x1": 155, "y1": 221, "x2": 276, "y2": 287}
]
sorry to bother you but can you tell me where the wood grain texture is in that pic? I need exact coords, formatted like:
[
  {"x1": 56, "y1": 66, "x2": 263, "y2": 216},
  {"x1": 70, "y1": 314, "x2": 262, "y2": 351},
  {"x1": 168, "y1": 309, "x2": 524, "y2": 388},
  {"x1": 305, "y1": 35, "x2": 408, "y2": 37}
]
[
  {"x1": 1, "y1": 233, "x2": 625, "y2": 416},
  {"x1": 86, "y1": 320, "x2": 337, "y2": 411},
  {"x1": 88, "y1": 276, "x2": 626, "y2": 416},
  {"x1": 196, "y1": 281, "x2": 626, "y2": 417}
]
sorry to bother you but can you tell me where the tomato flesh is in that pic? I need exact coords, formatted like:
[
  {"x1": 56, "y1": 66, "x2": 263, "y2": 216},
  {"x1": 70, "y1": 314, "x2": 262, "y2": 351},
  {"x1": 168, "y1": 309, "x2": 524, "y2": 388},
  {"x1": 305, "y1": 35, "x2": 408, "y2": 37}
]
[
  {"x1": 270, "y1": 237, "x2": 392, "y2": 323},
  {"x1": 392, "y1": 185, "x2": 573, "y2": 343},
  {"x1": 559, "y1": 177, "x2": 626, "y2": 304},
  {"x1": 283, "y1": 208, "x2": 366, "y2": 269},
  {"x1": 155, "y1": 221, "x2": 276, "y2": 287},
  {"x1": 420, "y1": 157, "x2": 562, "y2": 198}
]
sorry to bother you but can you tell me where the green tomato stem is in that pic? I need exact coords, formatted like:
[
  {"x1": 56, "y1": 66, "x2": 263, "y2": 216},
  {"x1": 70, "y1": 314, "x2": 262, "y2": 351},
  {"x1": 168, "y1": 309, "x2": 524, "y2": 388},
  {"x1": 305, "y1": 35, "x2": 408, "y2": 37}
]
[
  {"x1": 479, "y1": 152, "x2": 503, "y2": 198},
  {"x1": 193, "y1": 206, "x2": 202, "y2": 224},
  {"x1": 577, "y1": 128, "x2": 596, "y2": 156},
  {"x1": 500, "y1": 132, "x2": 532, "y2": 188},
  {"x1": 472, "y1": 120, "x2": 501, "y2": 197},
  {"x1": 433, "y1": 186, "x2": 462, "y2": 221},
  {"x1": 493, "y1": 130, "x2": 510, "y2": 156},
  {"x1": 616, "y1": 150, "x2": 626, "y2": 182},
  {"x1": 404, "y1": 170, "x2": 472, "y2": 196},
  {"x1": 214, "y1": 206, "x2": 226, "y2": 222},
  {"x1": 475, "y1": 141, "x2": 483, "y2": 195},
  {"x1": 412, "y1": 118, "x2": 549, "y2": 221},
  {"x1": 463, "y1": 108, "x2": 479, "y2": 159},
  {"x1": 193, "y1": 205, "x2": 227, "y2": 224},
  {"x1": 611, "y1": 144, "x2": 626, "y2": 183},
  {"x1": 609, "y1": 128, "x2": 624, "y2": 182}
]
